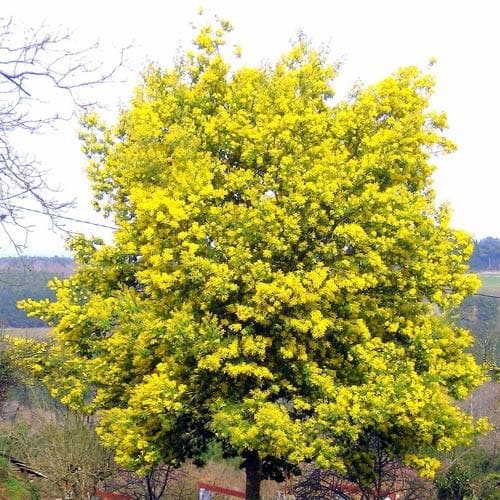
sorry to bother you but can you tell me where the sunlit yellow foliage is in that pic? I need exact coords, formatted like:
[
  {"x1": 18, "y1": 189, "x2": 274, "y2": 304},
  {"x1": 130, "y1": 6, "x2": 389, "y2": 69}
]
[{"x1": 19, "y1": 18, "x2": 485, "y2": 484}]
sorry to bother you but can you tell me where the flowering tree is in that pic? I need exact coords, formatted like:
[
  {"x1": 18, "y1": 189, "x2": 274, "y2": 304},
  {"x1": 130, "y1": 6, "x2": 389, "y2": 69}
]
[{"x1": 20, "y1": 19, "x2": 486, "y2": 499}]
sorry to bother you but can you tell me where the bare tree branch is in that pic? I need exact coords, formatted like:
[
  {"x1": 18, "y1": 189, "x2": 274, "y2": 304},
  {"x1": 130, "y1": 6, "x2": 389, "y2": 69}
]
[
  {"x1": 294, "y1": 434, "x2": 435, "y2": 500},
  {"x1": 0, "y1": 16, "x2": 130, "y2": 251}
]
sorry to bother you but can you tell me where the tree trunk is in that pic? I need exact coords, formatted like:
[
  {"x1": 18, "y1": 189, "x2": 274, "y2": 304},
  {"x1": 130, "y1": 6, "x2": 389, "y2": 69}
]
[{"x1": 245, "y1": 450, "x2": 262, "y2": 500}]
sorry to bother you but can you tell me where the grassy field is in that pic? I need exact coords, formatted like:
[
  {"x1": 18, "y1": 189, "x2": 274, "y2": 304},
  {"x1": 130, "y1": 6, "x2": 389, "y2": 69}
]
[
  {"x1": 1, "y1": 327, "x2": 50, "y2": 340},
  {"x1": 477, "y1": 272, "x2": 500, "y2": 294}
]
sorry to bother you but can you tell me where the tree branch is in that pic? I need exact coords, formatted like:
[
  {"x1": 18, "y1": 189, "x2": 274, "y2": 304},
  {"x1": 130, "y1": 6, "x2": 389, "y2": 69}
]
[{"x1": 0, "y1": 16, "x2": 131, "y2": 251}]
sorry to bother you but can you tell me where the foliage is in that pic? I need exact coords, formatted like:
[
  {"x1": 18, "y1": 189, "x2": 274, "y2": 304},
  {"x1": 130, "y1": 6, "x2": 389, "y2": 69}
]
[
  {"x1": 0, "y1": 352, "x2": 15, "y2": 408},
  {"x1": 435, "y1": 386, "x2": 499, "y2": 500},
  {"x1": 470, "y1": 238, "x2": 500, "y2": 271},
  {"x1": 0, "y1": 457, "x2": 37, "y2": 500},
  {"x1": 1, "y1": 410, "x2": 116, "y2": 499},
  {"x1": 2, "y1": 336, "x2": 49, "y2": 385},
  {"x1": 20, "y1": 17, "x2": 487, "y2": 496},
  {"x1": 435, "y1": 463, "x2": 474, "y2": 499},
  {"x1": 0, "y1": 257, "x2": 73, "y2": 328},
  {"x1": 458, "y1": 295, "x2": 499, "y2": 364},
  {"x1": 0, "y1": 362, "x2": 187, "y2": 500},
  {"x1": 435, "y1": 453, "x2": 499, "y2": 500}
]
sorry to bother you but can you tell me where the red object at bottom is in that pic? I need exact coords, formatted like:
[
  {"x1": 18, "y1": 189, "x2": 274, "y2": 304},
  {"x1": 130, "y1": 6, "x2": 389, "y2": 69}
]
[
  {"x1": 93, "y1": 489, "x2": 133, "y2": 500},
  {"x1": 198, "y1": 481, "x2": 246, "y2": 498}
]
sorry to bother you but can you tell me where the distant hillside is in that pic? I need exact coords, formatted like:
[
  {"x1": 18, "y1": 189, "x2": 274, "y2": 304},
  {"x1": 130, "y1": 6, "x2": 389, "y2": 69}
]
[
  {"x1": 0, "y1": 256, "x2": 74, "y2": 274},
  {"x1": 470, "y1": 237, "x2": 500, "y2": 271},
  {"x1": 0, "y1": 257, "x2": 73, "y2": 328}
]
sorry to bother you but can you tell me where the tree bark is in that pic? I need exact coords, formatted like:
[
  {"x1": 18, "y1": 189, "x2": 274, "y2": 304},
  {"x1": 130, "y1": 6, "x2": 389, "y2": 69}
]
[{"x1": 245, "y1": 450, "x2": 262, "y2": 500}]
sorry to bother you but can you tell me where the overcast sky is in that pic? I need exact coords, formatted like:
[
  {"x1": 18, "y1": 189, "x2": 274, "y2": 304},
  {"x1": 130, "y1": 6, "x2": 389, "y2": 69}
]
[{"x1": 1, "y1": 0, "x2": 498, "y2": 256}]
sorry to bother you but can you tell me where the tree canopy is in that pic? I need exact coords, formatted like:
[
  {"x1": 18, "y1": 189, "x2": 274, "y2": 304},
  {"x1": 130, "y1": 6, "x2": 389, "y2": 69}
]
[
  {"x1": 470, "y1": 237, "x2": 500, "y2": 270},
  {"x1": 20, "y1": 19, "x2": 487, "y2": 499}
]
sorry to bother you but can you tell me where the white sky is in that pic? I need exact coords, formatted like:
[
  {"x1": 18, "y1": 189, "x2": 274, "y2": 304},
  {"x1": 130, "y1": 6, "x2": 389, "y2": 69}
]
[{"x1": 1, "y1": 0, "x2": 498, "y2": 255}]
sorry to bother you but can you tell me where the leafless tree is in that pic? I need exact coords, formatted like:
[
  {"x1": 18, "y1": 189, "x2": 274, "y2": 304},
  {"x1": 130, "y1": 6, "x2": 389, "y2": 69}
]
[
  {"x1": 3, "y1": 409, "x2": 118, "y2": 498},
  {"x1": 294, "y1": 435, "x2": 434, "y2": 500},
  {"x1": 97, "y1": 464, "x2": 186, "y2": 500},
  {"x1": 0, "y1": 16, "x2": 128, "y2": 253},
  {"x1": 293, "y1": 467, "x2": 351, "y2": 500},
  {"x1": 294, "y1": 463, "x2": 432, "y2": 500}
]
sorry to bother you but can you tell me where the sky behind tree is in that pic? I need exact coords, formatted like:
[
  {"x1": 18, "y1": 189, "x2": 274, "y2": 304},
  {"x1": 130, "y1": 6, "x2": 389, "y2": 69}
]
[{"x1": 1, "y1": 0, "x2": 498, "y2": 255}]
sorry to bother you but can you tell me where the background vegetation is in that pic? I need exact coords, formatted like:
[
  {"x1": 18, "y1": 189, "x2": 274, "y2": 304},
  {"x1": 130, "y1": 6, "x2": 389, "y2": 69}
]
[
  {"x1": 0, "y1": 240, "x2": 498, "y2": 498},
  {"x1": 0, "y1": 257, "x2": 72, "y2": 328}
]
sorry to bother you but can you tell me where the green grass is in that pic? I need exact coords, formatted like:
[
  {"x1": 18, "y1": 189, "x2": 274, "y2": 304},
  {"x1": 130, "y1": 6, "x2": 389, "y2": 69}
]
[
  {"x1": 0, "y1": 457, "x2": 36, "y2": 500},
  {"x1": 477, "y1": 272, "x2": 500, "y2": 295}
]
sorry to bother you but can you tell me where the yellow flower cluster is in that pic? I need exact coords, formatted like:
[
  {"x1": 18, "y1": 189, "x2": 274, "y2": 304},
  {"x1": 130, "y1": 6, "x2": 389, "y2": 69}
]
[{"x1": 19, "y1": 18, "x2": 486, "y2": 483}]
